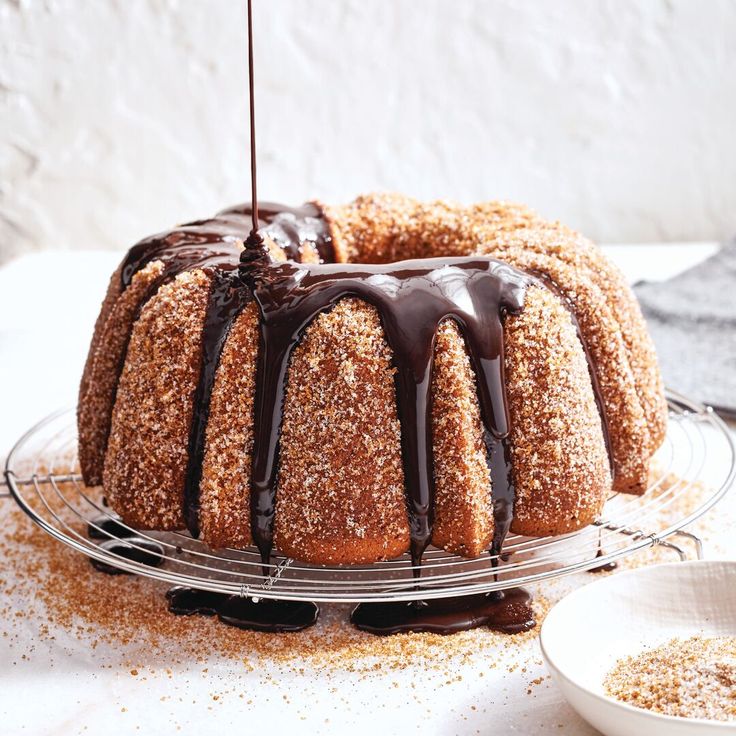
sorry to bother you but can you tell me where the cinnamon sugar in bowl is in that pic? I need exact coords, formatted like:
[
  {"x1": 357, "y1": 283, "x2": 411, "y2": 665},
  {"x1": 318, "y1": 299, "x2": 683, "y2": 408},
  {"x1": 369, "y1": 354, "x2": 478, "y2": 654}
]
[{"x1": 540, "y1": 561, "x2": 736, "y2": 736}]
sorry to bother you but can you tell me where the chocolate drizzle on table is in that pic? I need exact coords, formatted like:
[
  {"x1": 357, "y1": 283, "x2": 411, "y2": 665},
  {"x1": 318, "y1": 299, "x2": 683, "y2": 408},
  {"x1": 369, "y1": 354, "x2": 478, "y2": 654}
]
[
  {"x1": 166, "y1": 586, "x2": 318, "y2": 632},
  {"x1": 90, "y1": 537, "x2": 164, "y2": 575},
  {"x1": 86, "y1": 513, "x2": 131, "y2": 540},
  {"x1": 350, "y1": 588, "x2": 536, "y2": 636}
]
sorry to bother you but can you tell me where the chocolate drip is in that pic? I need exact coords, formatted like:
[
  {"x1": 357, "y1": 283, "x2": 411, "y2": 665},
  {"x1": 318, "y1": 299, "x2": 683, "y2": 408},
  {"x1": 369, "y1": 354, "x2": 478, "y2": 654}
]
[
  {"x1": 350, "y1": 588, "x2": 535, "y2": 636},
  {"x1": 166, "y1": 587, "x2": 319, "y2": 632},
  {"x1": 487, "y1": 431, "x2": 515, "y2": 561},
  {"x1": 121, "y1": 216, "x2": 244, "y2": 290},
  {"x1": 87, "y1": 513, "x2": 131, "y2": 540},
  {"x1": 240, "y1": 253, "x2": 532, "y2": 569},
  {"x1": 182, "y1": 268, "x2": 252, "y2": 537},
  {"x1": 589, "y1": 546, "x2": 618, "y2": 574},
  {"x1": 90, "y1": 538, "x2": 165, "y2": 575}
]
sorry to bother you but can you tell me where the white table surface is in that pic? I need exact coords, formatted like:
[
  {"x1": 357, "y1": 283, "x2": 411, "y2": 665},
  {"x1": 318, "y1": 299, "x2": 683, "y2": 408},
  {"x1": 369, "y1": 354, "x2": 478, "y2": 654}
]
[{"x1": 0, "y1": 242, "x2": 731, "y2": 736}]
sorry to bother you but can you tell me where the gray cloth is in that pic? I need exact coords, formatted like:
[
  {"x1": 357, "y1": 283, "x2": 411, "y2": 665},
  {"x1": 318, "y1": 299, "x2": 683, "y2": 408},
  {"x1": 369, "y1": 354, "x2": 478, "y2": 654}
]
[{"x1": 634, "y1": 240, "x2": 736, "y2": 418}]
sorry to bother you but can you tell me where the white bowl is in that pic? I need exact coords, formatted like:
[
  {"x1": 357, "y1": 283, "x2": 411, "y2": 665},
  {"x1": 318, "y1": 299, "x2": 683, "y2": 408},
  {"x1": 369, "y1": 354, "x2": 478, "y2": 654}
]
[{"x1": 540, "y1": 561, "x2": 736, "y2": 735}]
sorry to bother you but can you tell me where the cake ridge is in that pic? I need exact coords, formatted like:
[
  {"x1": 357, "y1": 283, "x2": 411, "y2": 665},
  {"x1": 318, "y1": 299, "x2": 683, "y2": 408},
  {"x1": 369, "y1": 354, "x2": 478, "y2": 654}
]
[
  {"x1": 182, "y1": 268, "x2": 253, "y2": 537},
  {"x1": 525, "y1": 268, "x2": 613, "y2": 471}
]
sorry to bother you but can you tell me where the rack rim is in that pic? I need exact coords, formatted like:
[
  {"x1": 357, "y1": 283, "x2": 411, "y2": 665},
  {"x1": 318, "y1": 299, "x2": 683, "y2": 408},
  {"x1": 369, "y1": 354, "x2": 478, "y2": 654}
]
[{"x1": 3, "y1": 390, "x2": 734, "y2": 603}]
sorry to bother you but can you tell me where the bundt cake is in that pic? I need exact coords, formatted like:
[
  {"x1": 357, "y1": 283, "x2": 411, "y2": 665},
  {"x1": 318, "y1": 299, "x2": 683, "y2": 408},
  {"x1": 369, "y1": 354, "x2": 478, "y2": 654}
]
[{"x1": 77, "y1": 193, "x2": 668, "y2": 567}]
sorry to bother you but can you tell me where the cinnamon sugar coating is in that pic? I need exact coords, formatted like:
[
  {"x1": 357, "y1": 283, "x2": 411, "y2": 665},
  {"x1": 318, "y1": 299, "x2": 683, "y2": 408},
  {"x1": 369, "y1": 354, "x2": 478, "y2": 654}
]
[
  {"x1": 79, "y1": 193, "x2": 667, "y2": 564},
  {"x1": 430, "y1": 321, "x2": 494, "y2": 557},
  {"x1": 78, "y1": 264, "x2": 122, "y2": 410},
  {"x1": 505, "y1": 286, "x2": 609, "y2": 534},
  {"x1": 199, "y1": 302, "x2": 260, "y2": 549},
  {"x1": 78, "y1": 261, "x2": 163, "y2": 485},
  {"x1": 322, "y1": 193, "x2": 540, "y2": 264},
  {"x1": 104, "y1": 270, "x2": 211, "y2": 530},
  {"x1": 482, "y1": 245, "x2": 649, "y2": 493},
  {"x1": 502, "y1": 220, "x2": 667, "y2": 454}
]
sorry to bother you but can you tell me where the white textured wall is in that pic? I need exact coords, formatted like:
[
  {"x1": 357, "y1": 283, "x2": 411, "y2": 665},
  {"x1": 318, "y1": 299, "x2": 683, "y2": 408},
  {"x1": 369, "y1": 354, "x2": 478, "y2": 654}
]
[{"x1": 2, "y1": 0, "x2": 735, "y2": 264}]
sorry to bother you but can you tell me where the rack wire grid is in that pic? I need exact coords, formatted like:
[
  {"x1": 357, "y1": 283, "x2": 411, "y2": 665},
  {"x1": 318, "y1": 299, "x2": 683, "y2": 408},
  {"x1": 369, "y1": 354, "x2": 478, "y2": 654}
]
[{"x1": 2, "y1": 389, "x2": 734, "y2": 603}]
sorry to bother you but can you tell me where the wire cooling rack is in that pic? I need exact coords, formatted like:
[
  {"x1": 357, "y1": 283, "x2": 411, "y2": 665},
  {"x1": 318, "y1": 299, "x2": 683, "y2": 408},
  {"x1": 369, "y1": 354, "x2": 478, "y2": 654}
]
[{"x1": 2, "y1": 390, "x2": 734, "y2": 603}]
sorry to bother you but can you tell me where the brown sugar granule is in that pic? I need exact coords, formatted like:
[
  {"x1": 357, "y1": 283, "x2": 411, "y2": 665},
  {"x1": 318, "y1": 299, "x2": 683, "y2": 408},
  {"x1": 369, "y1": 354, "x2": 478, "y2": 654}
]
[
  {"x1": 604, "y1": 636, "x2": 736, "y2": 721},
  {"x1": 0, "y1": 473, "x2": 543, "y2": 677},
  {"x1": 0, "y1": 457, "x2": 711, "y2": 699}
]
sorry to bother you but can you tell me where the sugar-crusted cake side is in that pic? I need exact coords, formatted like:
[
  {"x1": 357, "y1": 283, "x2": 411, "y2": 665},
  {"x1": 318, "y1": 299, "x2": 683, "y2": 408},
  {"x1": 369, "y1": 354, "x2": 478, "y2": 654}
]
[
  {"x1": 274, "y1": 299, "x2": 408, "y2": 564},
  {"x1": 103, "y1": 270, "x2": 211, "y2": 530},
  {"x1": 505, "y1": 285, "x2": 610, "y2": 536},
  {"x1": 78, "y1": 261, "x2": 164, "y2": 486}
]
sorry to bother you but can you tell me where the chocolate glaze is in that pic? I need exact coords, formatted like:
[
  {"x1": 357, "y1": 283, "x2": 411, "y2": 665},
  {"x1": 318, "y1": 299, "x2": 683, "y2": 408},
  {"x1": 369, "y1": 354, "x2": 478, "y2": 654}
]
[
  {"x1": 120, "y1": 203, "x2": 333, "y2": 291},
  {"x1": 220, "y1": 202, "x2": 334, "y2": 264},
  {"x1": 111, "y1": 226, "x2": 537, "y2": 578},
  {"x1": 239, "y1": 248, "x2": 533, "y2": 569},
  {"x1": 350, "y1": 588, "x2": 535, "y2": 635},
  {"x1": 108, "y1": 217, "x2": 543, "y2": 583},
  {"x1": 90, "y1": 537, "x2": 165, "y2": 575},
  {"x1": 166, "y1": 587, "x2": 319, "y2": 632},
  {"x1": 121, "y1": 216, "x2": 242, "y2": 290}
]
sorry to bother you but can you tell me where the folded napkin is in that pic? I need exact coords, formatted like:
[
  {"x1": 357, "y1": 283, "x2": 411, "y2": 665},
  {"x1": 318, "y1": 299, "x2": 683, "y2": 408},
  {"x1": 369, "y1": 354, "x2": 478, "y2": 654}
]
[{"x1": 634, "y1": 240, "x2": 736, "y2": 418}]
